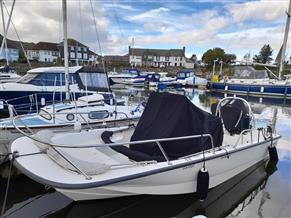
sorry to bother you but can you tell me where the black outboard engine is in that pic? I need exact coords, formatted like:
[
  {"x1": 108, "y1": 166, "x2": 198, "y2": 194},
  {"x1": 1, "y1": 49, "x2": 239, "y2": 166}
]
[{"x1": 220, "y1": 99, "x2": 251, "y2": 135}]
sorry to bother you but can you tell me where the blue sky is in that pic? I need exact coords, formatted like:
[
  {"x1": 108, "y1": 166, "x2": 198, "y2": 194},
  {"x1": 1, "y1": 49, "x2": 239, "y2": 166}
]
[{"x1": 6, "y1": 0, "x2": 291, "y2": 60}]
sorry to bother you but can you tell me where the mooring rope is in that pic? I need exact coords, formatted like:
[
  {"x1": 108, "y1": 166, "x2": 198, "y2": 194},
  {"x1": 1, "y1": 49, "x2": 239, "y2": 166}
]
[{"x1": 0, "y1": 152, "x2": 15, "y2": 218}]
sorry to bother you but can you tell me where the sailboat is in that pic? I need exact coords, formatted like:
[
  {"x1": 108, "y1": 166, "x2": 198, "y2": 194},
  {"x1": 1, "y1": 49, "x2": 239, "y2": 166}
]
[
  {"x1": 0, "y1": 0, "x2": 145, "y2": 161},
  {"x1": 207, "y1": 1, "x2": 291, "y2": 99},
  {"x1": 0, "y1": 0, "x2": 21, "y2": 83}
]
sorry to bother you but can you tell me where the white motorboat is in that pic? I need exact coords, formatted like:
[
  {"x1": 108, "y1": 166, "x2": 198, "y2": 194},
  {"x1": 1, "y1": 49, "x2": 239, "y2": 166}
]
[
  {"x1": 108, "y1": 68, "x2": 147, "y2": 86},
  {"x1": 144, "y1": 72, "x2": 176, "y2": 88},
  {"x1": 0, "y1": 93, "x2": 144, "y2": 147},
  {"x1": 0, "y1": 66, "x2": 21, "y2": 83},
  {"x1": 176, "y1": 70, "x2": 207, "y2": 87},
  {"x1": 0, "y1": 66, "x2": 115, "y2": 114},
  {"x1": 10, "y1": 93, "x2": 280, "y2": 201}
]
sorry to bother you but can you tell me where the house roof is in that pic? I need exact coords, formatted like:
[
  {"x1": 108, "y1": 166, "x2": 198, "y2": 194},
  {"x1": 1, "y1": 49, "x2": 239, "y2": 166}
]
[
  {"x1": 104, "y1": 55, "x2": 128, "y2": 62},
  {"x1": 88, "y1": 50, "x2": 98, "y2": 56},
  {"x1": 31, "y1": 42, "x2": 59, "y2": 51},
  {"x1": 129, "y1": 47, "x2": 185, "y2": 57},
  {"x1": 59, "y1": 38, "x2": 88, "y2": 48},
  {"x1": 0, "y1": 34, "x2": 35, "y2": 51}
]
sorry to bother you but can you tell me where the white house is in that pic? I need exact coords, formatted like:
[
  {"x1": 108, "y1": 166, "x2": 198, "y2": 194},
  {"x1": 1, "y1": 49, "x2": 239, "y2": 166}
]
[
  {"x1": 88, "y1": 50, "x2": 99, "y2": 65},
  {"x1": 128, "y1": 46, "x2": 194, "y2": 68},
  {"x1": 27, "y1": 42, "x2": 59, "y2": 63}
]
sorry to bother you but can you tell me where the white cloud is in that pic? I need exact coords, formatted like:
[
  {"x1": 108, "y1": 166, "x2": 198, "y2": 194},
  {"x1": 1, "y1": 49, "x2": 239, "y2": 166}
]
[
  {"x1": 127, "y1": 7, "x2": 170, "y2": 22},
  {"x1": 227, "y1": 0, "x2": 289, "y2": 22}
]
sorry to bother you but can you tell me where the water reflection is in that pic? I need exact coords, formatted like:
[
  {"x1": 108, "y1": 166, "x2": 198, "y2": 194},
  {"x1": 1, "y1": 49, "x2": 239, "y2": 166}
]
[{"x1": 0, "y1": 87, "x2": 290, "y2": 218}]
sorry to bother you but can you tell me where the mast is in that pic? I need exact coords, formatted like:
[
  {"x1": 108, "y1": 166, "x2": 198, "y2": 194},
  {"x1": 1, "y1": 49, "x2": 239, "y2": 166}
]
[
  {"x1": 278, "y1": 0, "x2": 291, "y2": 80},
  {"x1": 0, "y1": 0, "x2": 8, "y2": 66},
  {"x1": 62, "y1": 0, "x2": 70, "y2": 100}
]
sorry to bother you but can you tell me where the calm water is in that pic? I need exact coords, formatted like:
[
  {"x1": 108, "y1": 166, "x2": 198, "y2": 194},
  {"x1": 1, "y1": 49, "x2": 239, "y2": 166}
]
[{"x1": 0, "y1": 87, "x2": 290, "y2": 218}]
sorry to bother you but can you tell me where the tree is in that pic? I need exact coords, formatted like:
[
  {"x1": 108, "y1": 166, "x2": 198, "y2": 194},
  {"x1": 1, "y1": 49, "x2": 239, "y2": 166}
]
[
  {"x1": 223, "y1": 53, "x2": 236, "y2": 64},
  {"x1": 253, "y1": 44, "x2": 273, "y2": 64},
  {"x1": 243, "y1": 52, "x2": 251, "y2": 62},
  {"x1": 202, "y1": 47, "x2": 225, "y2": 66},
  {"x1": 201, "y1": 47, "x2": 236, "y2": 65}
]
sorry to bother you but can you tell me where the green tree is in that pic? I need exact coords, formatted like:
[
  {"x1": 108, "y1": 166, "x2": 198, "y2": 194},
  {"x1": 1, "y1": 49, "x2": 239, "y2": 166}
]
[
  {"x1": 202, "y1": 47, "x2": 225, "y2": 66},
  {"x1": 224, "y1": 53, "x2": 236, "y2": 64},
  {"x1": 253, "y1": 44, "x2": 273, "y2": 64}
]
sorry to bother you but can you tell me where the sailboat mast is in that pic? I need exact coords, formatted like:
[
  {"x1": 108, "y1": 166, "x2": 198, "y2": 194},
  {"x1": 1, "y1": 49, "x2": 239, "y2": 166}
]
[
  {"x1": 0, "y1": 0, "x2": 8, "y2": 66},
  {"x1": 279, "y1": 0, "x2": 291, "y2": 80},
  {"x1": 62, "y1": 0, "x2": 70, "y2": 100}
]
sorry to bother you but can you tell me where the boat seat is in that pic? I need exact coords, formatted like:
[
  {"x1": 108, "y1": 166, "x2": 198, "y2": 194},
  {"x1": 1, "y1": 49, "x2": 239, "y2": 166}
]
[
  {"x1": 46, "y1": 148, "x2": 110, "y2": 175},
  {"x1": 33, "y1": 130, "x2": 110, "y2": 175},
  {"x1": 101, "y1": 131, "x2": 166, "y2": 162}
]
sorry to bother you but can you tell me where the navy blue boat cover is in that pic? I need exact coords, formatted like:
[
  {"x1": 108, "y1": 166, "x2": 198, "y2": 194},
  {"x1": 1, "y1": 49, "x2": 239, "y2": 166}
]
[{"x1": 130, "y1": 92, "x2": 223, "y2": 161}]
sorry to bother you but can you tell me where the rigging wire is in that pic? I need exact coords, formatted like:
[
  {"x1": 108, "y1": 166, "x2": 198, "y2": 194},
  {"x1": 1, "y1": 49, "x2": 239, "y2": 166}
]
[
  {"x1": 58, "y1": 0, "x2": 62, "y2": 46},
  {"x1": 3, "y1": 2, "x2": 31, "y2": 68},
  {"x1": 89, "y1": 0, "x2": 110, "y2": 92}
]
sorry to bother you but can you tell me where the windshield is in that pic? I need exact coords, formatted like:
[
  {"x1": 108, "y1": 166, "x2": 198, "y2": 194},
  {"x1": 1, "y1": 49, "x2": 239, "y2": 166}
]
[
  {"x1": 233, "y1": 67, "x2": 269, "y2": 79},
  {"x1": 17, "y1": 73, "x2": 77, "y2": 86},
  {"x1": 78, "y1": 72, "x2": 110, "y2": 92},
  {"x1": 17, "y1": 73, "x2": 38, "y2": 83}
]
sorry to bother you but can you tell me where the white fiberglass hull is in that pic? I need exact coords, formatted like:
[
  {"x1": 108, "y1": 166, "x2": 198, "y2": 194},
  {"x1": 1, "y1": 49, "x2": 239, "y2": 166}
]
[
  {"x1": 57, "y1": 139, "x2": 275, "y2": 201},
  {"x1": 10, "y1": 126, "x2": 280, "y2": 201}
]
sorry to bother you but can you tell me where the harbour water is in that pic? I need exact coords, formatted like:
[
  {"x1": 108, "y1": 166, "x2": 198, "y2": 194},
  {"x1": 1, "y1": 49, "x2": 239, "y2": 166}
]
[{"x1": 0, "y1": 87, "x2": 290, "y2": 218}]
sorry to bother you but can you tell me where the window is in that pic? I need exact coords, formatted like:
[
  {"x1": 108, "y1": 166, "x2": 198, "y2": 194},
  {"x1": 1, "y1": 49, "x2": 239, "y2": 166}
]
[
  {"x1": 84, "y1": 54, "x2": 88, "y2": 59},
  {"x1": 78, "y1": 47, "x2": 81, "y2": 52},
  {"x1": 84, "y1": 47, "x2": 87, "y2": 52},
  {"x1": 78, "y1": 72, "x2": 109, "y2": 91},
  {"x1": 165, "y1": 56, "x2": 169, "y2": 61},
  {"x1": 180, "y1": 63, "x2": 182, "y2": 67},
  {"x1": 70, "y1": 52, "x2": 75, "y2": 58},
  {"x1": 66, "y1": 114, "x2": 75, "y2": 121},
  {"x1": 77, "y1": 53, "x2": 82, "y2": 59},
  {"x1": 39, "y1": 109, "x2": 52, "y2": 120},
  {"x1": 88, "y1": 111, "x2": 109, "y2": 119},
  {"x1": 71, "y1": 46, "x2": 75, "y2": 51},
  {"x1": 28, "y1": 73, "x2": 77, "y2": 86},
  {"x1": 175, "y1": 63, "x2": 177, "y2": 66},
  {"x1": 156, "y1": 56, "x2": 160, "y2": 61}
]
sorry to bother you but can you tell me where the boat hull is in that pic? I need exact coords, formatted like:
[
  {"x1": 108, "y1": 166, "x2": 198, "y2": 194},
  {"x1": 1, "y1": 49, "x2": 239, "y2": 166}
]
[
  {"x1": 57, "y1": 138, "x2": 278, "y2": 201},
  {"x1": 208, "y1": 82, "x2": 291, "y2": 99}
]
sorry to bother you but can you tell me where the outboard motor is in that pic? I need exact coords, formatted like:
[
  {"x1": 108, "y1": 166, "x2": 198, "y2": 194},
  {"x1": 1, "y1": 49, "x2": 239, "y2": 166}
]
[{"x1": 220, "y1": 99, "x2": 251, "y2": 135}]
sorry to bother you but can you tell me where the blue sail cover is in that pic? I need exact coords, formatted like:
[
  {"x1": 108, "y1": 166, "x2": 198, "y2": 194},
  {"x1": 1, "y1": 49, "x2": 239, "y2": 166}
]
[{"x1": 130, "y1": 92, "x2": 223, "y2": 161}]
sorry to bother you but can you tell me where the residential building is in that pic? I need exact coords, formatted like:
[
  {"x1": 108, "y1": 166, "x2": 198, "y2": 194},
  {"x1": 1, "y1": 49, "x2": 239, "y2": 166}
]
[
  {"x1": 104, "y1": 55, "x2": 129, "y2": 67},
  {"x1": 88, "y1": 50, "x2": 99, "y2": 65},
  {"x1": 58, "y1": 38, "x2": 89, "y2": 65},
  {"x1": 128, "y1": 46, "x2": 194, "y2": 68},
  {"x1": 0, "y1": 34, "x2": 19, "y2": 62},
  {"x1": 27, "y1": 42, "x2": 59, "y2": 63}
]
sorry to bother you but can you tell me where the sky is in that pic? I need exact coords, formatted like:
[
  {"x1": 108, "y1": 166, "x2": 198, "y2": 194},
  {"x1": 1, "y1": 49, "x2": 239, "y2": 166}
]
[{"x1": 3, "y1": 0, "x2": 291, "y2": 60}]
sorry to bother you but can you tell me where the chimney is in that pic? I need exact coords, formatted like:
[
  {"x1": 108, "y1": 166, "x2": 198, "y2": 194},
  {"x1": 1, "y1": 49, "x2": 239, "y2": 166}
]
[{"x1": 183, "y1": 46, "x2": 185, "y2": 56}]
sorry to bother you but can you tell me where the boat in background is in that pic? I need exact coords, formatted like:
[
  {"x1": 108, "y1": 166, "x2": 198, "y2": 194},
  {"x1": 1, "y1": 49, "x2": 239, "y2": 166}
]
[
  {"x1": 0, "y1": 66, "x2": 115, "y2": 115},
  {"x1": 144, "y1": 72, "x2": 176, "y2": 88},
  {"x1": 208, "y1": 66, "x2": 291, "y2": 99},
  {"x1": 0, "y1": 93, "x2": 144, "y2": 162},
  {"x1": 10, "y1": 93, "x2": 280, "y2": 201},
  {"x1": 0, "y1": 66, "x2": 21, "y2": 83},
  {"x1": 108, "y1": 68, "x2": 147, "y2": 86},
  {"x1": 208, "y1": 1, "x2": 291, "y2": 99},
  {"x1": 176, "y1": 69, "x2": 207, "y2": 87}
]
